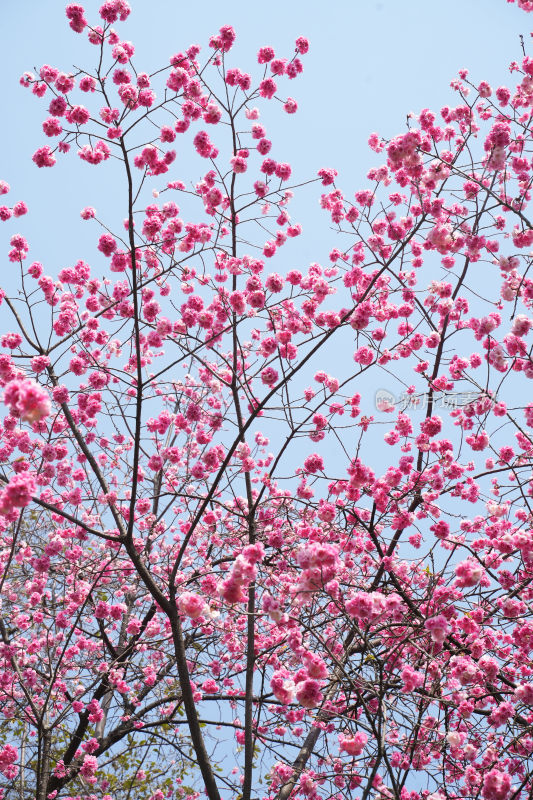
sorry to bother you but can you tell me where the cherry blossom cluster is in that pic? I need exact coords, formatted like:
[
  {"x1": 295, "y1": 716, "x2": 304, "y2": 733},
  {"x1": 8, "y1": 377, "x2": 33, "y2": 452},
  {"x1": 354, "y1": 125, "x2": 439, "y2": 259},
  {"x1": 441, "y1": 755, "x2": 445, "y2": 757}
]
[{"x1": 2, "y1": 1, "x2": 533, "y2": 799}]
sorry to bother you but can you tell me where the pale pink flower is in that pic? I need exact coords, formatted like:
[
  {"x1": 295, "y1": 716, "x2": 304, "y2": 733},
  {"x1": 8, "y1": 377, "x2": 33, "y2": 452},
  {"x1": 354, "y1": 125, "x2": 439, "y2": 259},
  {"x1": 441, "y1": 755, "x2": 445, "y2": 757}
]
[
  {"x1": 338, "y1": 731, "x2": 367, "y2": 755},
  {"x1": 178, "y1": 591, "x2": 206, "y2": 619},
  {"x1": 295, "y1": 678, "x2": 323, "y2": 708},
  {"x1": 4, "y1": 378, "x2": 50, "y2": 423}
]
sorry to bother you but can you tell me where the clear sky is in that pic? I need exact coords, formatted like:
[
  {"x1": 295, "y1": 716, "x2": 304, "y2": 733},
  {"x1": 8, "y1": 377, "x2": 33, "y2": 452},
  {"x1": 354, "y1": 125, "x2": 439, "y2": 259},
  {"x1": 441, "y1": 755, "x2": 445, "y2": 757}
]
[
  {"x1": 0, "y1": 0, "x2": 530, "y2": 464},
  {"x1": 0, "y1": 0, "x2": 530, "y2": 466},
  {"x1": 0, "y1": 0, "x2": 530, "y2": 274},
  {"x1": 0, "y1": 6, "x2": 530, "y2": 785}
]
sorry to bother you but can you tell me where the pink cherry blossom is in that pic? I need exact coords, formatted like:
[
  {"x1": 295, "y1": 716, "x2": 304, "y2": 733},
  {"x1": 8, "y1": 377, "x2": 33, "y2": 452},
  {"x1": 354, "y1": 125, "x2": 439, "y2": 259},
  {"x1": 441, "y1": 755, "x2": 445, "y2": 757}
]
[
  {"x1": 424, "y1": 614, "x2": 449, "y2": 643},
  {"x1": 3, "y1": 378, "x2": 50, "y2": 422},
  {"x1": 295, "y1": 678, "x2": 323, "y2": 708},
  {"x1": 4, "y1": 5, "x2": 533, "y2": 798},
  {"x1": 338, "y1": 731, "x2": 368, "y2": 756},
  {"x1": 178, "y1": 592, "x2": 207, "y2": 619}
]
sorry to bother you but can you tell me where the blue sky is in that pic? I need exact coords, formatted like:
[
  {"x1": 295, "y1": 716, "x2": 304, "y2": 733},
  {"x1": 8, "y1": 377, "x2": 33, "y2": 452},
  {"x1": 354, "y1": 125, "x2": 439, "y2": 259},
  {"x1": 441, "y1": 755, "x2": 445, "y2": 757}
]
[
  {"x1": 0, "y1": 0, "x2": 530, "y2": 470},
  {"x1": 0, "y1": 0, "x2": 530, "y2": 455},
  {"x1": 0, "y1": 0, "x2": 529, "y2": 272},
  {"x1": 0, "y1": 4, "x2": 531, "y2": 789}
]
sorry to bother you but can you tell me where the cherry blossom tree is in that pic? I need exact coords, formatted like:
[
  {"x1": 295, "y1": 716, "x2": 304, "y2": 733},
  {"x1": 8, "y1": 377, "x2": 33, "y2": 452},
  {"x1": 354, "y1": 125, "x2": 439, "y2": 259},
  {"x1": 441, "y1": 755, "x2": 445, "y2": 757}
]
[{"x1": 3, "y1": 1, "x2": 533, "y2": 799}]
